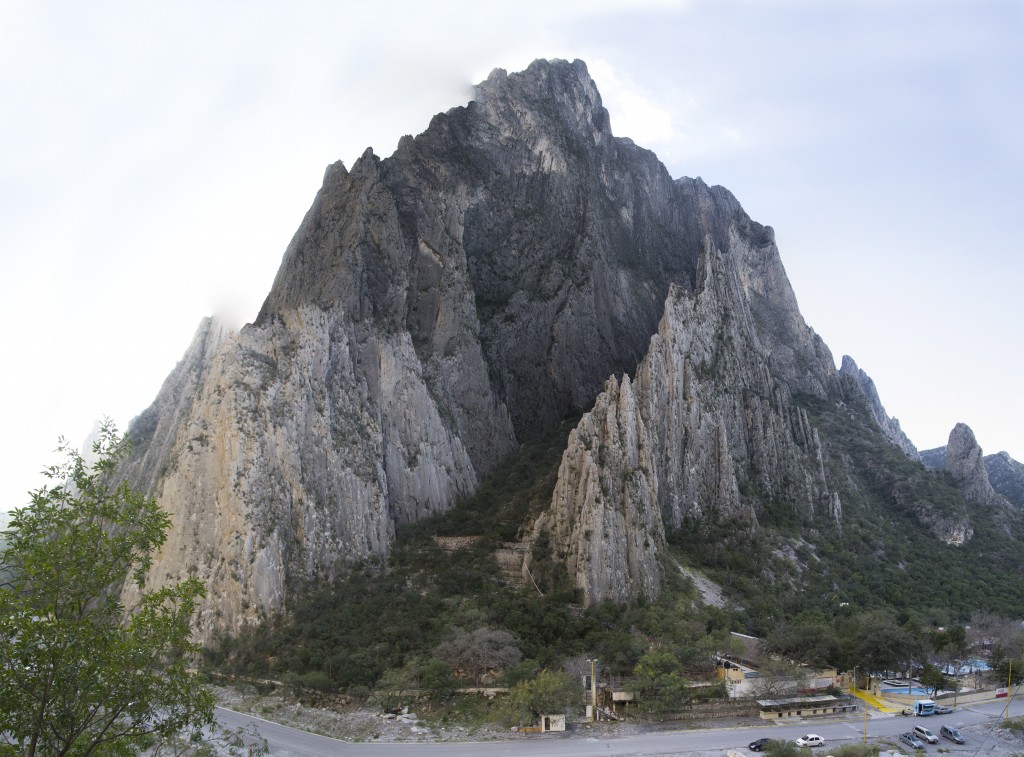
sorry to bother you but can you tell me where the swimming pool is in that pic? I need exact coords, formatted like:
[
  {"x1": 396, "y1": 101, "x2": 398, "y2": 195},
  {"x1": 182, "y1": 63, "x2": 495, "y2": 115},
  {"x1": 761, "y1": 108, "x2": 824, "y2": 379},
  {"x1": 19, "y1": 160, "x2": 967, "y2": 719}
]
[{"x1": 880, "y1": 685, "x2": 930, "y2": 696}]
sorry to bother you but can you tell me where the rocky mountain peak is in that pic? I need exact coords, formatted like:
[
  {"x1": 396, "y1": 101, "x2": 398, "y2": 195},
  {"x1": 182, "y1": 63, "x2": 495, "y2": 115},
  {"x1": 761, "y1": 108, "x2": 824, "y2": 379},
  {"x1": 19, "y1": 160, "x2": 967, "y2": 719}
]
[
  {"x1": 472, "y1": 59, "x2": 613, "y2": 150},
  {"x1": 117, "y1": 59, "x2": 968, "y2": 636},
  {"x1": 945, "y1": 422, "x2": 1002, "y2": 507}
]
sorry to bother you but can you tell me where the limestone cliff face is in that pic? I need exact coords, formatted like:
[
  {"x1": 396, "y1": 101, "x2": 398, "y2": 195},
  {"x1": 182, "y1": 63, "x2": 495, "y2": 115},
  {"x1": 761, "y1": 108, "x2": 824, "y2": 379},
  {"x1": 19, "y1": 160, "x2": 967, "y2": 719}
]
[
  {"x1": 120, "y1": 58, "x2": 923, "y2": 632},
  {"x1": 534, "y1": 373, "x2": 665, "y2": 605},
  {"x1": 945, "y1": 423, "x2": 1005, "y2": 508},
  {"x1": 122, "y1": 308, "x2": 485, "y2": 634},
  {"x1": 902, "y1": 502, "x2": 974, "y2": 547},
  {"x1": 533, "y1": 230, "x2": 844, "y2": 606}
]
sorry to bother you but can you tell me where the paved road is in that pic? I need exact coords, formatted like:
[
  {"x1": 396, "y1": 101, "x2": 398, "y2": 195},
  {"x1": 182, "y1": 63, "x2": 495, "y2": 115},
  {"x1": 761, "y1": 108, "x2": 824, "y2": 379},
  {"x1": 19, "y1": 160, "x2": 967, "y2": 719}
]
[{"x1": 215, "y1": 696, "x2": 1024, "y2": 756}]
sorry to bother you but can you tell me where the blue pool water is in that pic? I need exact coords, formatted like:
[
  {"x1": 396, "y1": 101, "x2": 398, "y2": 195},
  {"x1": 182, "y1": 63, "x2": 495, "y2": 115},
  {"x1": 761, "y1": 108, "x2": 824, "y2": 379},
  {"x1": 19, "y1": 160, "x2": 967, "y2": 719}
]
[{"x1": 881, "y1": 686, "x2": 930, "y2": 696}]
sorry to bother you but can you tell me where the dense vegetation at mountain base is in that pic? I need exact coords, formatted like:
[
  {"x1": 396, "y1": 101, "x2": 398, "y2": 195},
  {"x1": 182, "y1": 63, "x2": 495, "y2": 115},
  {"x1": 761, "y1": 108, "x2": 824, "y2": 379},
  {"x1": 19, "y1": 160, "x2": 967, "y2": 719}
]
[
  {"x1": 208, "y1": 421, "x2": 729, "y2": 698},
  {"x1": 207, "y1": 394, "x2": 1024, "y2": 705}
]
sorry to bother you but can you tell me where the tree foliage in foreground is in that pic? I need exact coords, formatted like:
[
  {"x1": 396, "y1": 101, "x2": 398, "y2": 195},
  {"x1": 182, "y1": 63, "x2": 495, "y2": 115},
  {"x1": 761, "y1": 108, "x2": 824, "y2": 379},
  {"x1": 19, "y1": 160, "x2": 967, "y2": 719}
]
[
  {"x1": 632, "y1": 651, "x2": 690, "y2": 714},
  {"x1": 505, "y1": 669, "x2": 577, "y2": 724},
  {"x1": 0, "y1": 423, "x2": 214, "y2": 756}
]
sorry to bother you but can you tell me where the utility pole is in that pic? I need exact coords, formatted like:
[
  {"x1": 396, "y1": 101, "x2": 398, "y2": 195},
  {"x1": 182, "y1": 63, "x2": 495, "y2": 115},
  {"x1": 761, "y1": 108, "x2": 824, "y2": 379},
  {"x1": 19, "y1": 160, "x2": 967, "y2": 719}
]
[
  {"x1": 863, "y1": 691, "x2": 869, "y2": 744},
  {"x1": 586, "y1": 658, "x2": 598, "y2": 722},
  {"x1": 1006, "y1": 658, "x2": 1013, "y2": 723}
]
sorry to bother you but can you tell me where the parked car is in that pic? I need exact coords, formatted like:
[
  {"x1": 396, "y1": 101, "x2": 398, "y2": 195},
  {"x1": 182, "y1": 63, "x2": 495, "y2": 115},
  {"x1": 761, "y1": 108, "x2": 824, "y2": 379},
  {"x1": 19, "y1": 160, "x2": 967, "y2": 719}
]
[
  {"x1": 934, "y1": 704, "x2": 954, "y2": 714},
  {"x1": 913, "y1": 724, "x2": 939, "y2": 743},
  {"x1": 899, "y1": 732, "x2": 926, "y2": 749},
  {"x1": 795, "y1": 734, "x2": 825, "y2": 747},
  {"x1": 941, "y1": 724, "x2": 966, "y2": 744},
  {"x1": 748, "y1": 737, "x2": 771, "y2": 751}
]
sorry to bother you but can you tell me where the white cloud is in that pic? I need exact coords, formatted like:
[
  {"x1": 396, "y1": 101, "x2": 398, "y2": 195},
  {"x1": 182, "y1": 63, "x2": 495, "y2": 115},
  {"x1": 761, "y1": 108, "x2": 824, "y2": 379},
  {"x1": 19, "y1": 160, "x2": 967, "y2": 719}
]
[{"x1": 585, "y1": 59, "x2": 678, "y2": 145}]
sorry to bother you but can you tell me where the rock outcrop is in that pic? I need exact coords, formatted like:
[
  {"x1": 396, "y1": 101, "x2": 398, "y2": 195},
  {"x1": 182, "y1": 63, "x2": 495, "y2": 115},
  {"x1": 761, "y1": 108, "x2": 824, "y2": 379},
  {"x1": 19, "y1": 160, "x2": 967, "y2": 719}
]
[
  {"x1": 922, "y1": 445, "x2": 1024, "y2": 509},
  {"x1": 838, "y1": 355, "x2": 918, "y2": 458},
  {"x1": 122, "y1": 309, "x2": 486, "y2": 633},
  {"x1": 532, "y1": 225, "x2": 844, "y2": 605},
  {"x1": 944, "y1": 423, "x2": 1006, "y2": 508}
]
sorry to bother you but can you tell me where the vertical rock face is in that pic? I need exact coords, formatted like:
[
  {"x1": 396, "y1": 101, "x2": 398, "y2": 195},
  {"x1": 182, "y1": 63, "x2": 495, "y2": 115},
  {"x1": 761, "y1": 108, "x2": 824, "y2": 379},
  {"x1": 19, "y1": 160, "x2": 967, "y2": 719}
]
[
  {"x1": 122, "y1": 308, "x2": 484, "y2": 634},
  {"x1": 534, "y1": 229, "x2": 845, "y2": 605},
  {"x1": 535, "y1": 373, "x2": 665, "y2": 605},
  {"x1": 945, "y1": 422, "x2": 1004, "y2": 507},
  {"x1": 119, "y1": 58, "x2": 923, "y2": 633}
]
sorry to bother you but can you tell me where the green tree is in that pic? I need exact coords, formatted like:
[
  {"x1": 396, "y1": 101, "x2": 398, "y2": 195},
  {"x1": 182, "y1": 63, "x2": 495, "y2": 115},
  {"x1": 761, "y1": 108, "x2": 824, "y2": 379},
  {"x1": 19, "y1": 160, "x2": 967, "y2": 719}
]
[
  {"x1": 850, "y1": 616, "x2": 916, "y2": 680},
  {"x1": 763, "y1": 621, "x2": 840, "y2": 669},
  {"x1": 505, "y1": 669, "x2": 576, "y2": 725},
  {"x1": 919, "y1": 663, "x2": 947, "y2": 697},
  {"x1": 0, "y1": 424, "x2": 214, "y2": 756},
  {"x1": 632, "y1": 651, "x2": 689, "y2": 715},
  {"x1": 993, "y1": 656, "x2": 1024, "y2": 686},
  {"x1": 376, "y1": 666, "x2": 418, "y2": 711},
  {"x1": 416, "y1": 657, "x2": 456, "y2": 703}
]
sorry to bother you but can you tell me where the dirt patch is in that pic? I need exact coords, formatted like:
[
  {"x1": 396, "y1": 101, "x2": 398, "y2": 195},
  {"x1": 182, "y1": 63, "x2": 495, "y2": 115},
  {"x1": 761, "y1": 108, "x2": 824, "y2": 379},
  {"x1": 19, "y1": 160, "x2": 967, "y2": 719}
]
[{"x1": 213, "y1": 685, "x2": 517, "y2": 743}]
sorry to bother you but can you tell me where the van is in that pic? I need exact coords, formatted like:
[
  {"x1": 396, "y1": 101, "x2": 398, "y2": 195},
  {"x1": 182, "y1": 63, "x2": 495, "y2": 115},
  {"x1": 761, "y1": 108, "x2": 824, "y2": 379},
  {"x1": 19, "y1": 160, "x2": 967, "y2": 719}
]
[
  {"x1": 913, "y1": 724, "x2": 938, "y2": 743},
  {"x1": 940, "y1": 724, "x2": 966, "y2": 744},
  {"x1": 912, "y1": 699, "x2": 935, "y2": 716}
]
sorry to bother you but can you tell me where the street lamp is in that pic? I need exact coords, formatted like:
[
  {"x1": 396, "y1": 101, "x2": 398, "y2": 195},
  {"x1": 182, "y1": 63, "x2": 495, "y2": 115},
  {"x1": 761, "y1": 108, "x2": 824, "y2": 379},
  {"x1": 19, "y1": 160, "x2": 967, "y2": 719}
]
[
  {"x1": 862, "y1": 686, "x2": 869, "y2": 744},
  {"x1": 1006, "y1": 657, "x2": 1014, "y2": 723},
  {"x1": 586, "y1": 658, "x2": 598, "y2": 722}
]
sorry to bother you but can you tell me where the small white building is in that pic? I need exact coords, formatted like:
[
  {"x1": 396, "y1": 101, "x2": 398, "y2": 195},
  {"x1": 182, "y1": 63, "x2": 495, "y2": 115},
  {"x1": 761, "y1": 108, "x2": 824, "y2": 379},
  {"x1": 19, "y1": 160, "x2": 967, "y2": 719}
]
[{"x1": 521, "y1": 714, "x2": 565, "y2": 733}]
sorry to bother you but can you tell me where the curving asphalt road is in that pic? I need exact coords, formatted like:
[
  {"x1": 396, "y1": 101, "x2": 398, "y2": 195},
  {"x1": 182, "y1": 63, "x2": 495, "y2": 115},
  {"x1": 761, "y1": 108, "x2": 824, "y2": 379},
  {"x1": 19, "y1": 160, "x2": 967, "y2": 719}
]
[{"x1": 215, "y1": 696, "x2": 1024, "y2": 756}]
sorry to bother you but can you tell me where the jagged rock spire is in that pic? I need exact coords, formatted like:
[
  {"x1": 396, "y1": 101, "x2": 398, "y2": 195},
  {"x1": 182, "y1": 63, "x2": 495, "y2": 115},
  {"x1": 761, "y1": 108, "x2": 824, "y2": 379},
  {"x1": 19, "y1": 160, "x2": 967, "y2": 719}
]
[{"x1": 946, "y1": 422, "x2": 1003, "y2": 507}]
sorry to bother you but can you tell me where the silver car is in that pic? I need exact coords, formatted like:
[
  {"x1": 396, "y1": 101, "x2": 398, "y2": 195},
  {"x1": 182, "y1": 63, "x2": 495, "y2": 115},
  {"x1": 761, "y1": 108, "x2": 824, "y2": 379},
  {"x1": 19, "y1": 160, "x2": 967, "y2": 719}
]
[
  {"x1": 900, "y1": 732, "x2": 926, "y2": 749},
  {"x1": 941, "y1": 724, "x2": 966, "y2": 744}
]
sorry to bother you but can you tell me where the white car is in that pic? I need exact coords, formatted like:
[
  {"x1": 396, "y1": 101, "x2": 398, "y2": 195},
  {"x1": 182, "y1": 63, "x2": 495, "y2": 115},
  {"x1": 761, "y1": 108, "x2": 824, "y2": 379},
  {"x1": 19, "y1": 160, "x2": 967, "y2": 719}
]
[
  {"x1": 795, "y1": 734, "x2": 825, "y2": 747},
  {"x1": 913, "y1": 724, "x2": 939, "y2": 743}
]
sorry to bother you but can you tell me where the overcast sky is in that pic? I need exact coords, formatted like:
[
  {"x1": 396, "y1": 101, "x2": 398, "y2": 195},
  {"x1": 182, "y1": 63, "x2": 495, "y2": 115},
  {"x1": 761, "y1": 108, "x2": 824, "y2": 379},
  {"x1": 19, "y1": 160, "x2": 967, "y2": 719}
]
[{"x1": 1, "y1": 0, "x2": 1021, "y2": 515}]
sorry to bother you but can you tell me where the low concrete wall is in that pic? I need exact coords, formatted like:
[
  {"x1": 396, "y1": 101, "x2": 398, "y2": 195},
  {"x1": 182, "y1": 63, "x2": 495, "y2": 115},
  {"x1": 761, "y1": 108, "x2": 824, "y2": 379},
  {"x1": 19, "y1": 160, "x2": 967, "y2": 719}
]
[
  {"x1": 938, "y1": 688, "x2": 1004, "y2": 706},
  {"x1": 884, "y1": 688, "x2": 999, "y2": 706},
  {"x1": 662, "y1": 699, "x2": 761, "y2": 721}
]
